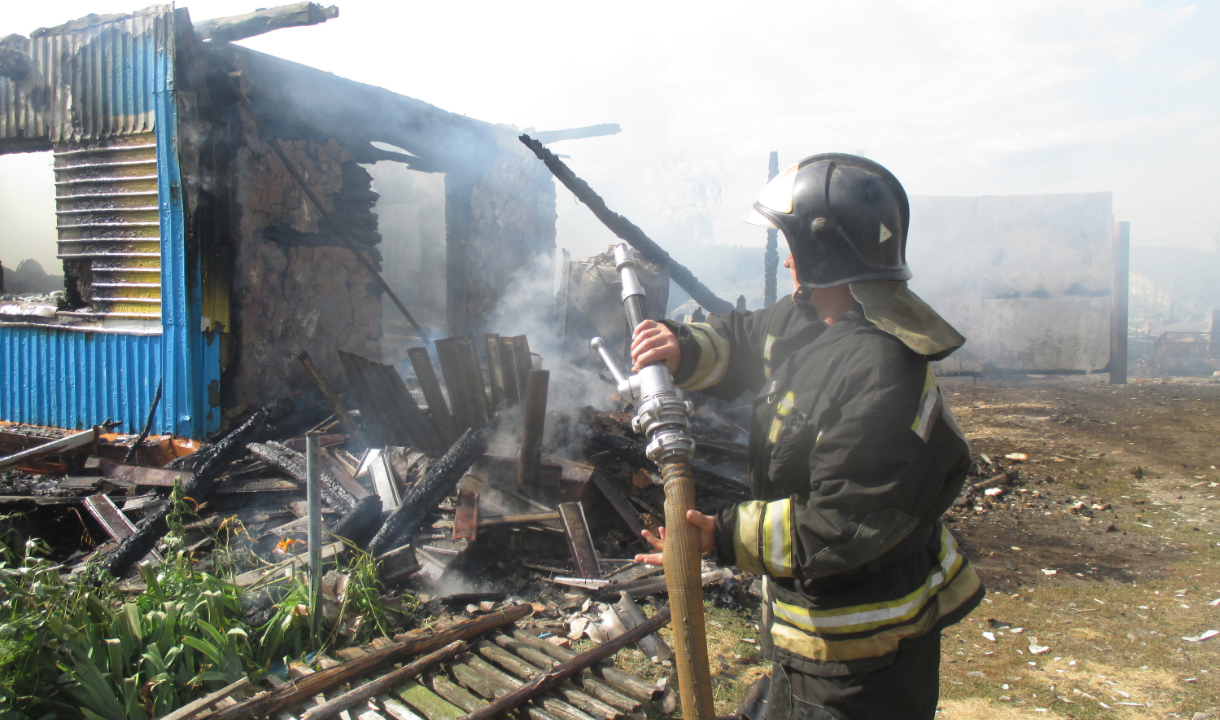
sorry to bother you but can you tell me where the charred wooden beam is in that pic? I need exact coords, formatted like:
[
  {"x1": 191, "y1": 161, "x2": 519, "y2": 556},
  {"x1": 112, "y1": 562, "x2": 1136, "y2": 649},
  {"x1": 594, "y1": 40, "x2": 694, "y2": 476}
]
[
  {"x1": 472, "y1": 642, "x2": 622, "y2": 720},
  {"x1": 376, "y1": 543, "x2": 421, "y2": 585},
  {"x1": 613, "y1": 592, "x2": 673, "y2": 663},
  {"x1": 104, "y1": 407, "x2": 275, "y2": 579},
  {"x1": 0, "y1": 428, "x2": 95, "y2": 473},
  {"x1": 558, "y1": 502, "x2": 600, "y2": 579},
  {"x1": 297, "y1": 640, "x2": 467, "y2": 720},
  {"x1": 338, "y1": 350, "x2": 444, "y2": 456},
  {"x1": 205, "y1": 604, "x2": 531, "y2": 720},
  {"x1": 461, "y1": 608, "x2": 671, "y2": 720},
  {"x1": 519, "y1": 135, "x2": 733, "y2": 316},
  {"x1": 488, "y1": 635, "x2": 641, "y2": 713},
  {"x1": 366, "y1": 404, "x2": 505, "y2": 556},
  {"x1": 511, "y1": 336, "x2": 532, "y2": 398},
  {"x1": 83, "y1": 457, "x2": 196, "y2": 488},
  {"x1": 518, "y1": 369, "x2": 550, "y2": 495},
  {"x1": 124, "y1": 379, "x2": 163, "y2": 463},
  {"x1": 532, "y1": 124, "x2": 622, "y2": 144},
  {"x1": 299, "y1": 351, "x2": 366, "y2": 447},
  {"x1": 194, "y1": 3, "x2": 339, "y2": 43},
  {"x1": 247, "y1": 441, "x2": 358, "y2": 512},
  {"x1": 407, "y1": 347, "x2": 460, "y2": 447}
]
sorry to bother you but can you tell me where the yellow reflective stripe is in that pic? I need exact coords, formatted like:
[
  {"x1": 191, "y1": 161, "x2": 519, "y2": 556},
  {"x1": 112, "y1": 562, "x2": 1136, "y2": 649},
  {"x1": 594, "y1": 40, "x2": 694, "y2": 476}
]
[
  {"x1": 770, "y1": 525, "x2": 964, "y2": 634},
  {"x1": 678, "y1": 322, "x2": 731, "y2": 391},
  {"x1": 761, "y1": 498, "x2": 795, "y2": 577},
  {"x1": 762, "y1": 334, "x2": 777, "y2": 379},
  {"x1": 733, "y1": 501, "x2": 767, "y2": 575},
  {"x1": 910, "y1": 365, "x2": 942, "y2": 442},
  {"x1": 767, "y1": 391, "x2": 796, "y2": 444}
]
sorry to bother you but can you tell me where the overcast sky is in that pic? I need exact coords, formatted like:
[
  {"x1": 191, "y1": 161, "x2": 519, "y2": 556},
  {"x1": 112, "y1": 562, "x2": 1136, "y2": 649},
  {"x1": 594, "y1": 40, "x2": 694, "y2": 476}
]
[{"x1": 2, "y1": 0, "x2": 1217, "y2": 276}]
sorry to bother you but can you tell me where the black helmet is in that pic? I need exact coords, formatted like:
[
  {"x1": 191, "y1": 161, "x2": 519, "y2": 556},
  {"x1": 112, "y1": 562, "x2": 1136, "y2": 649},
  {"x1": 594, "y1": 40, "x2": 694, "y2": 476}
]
[{"x1": 743, "y1": 153, "x2": 911, "y2": 288}]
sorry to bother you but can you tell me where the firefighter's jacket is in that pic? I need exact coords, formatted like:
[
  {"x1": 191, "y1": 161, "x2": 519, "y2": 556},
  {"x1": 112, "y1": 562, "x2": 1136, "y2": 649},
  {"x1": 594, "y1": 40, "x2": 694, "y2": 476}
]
[{"x1": 667, "y1": 296, "x2": 984, "y2": 677}]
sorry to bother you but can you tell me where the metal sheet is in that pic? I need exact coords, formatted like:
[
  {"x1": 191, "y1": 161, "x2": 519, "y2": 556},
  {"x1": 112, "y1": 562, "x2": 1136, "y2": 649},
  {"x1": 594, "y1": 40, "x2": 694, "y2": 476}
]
[
  {"x1": 0, "y1": 327, "x2": 162, "y2": 432},
  {"x1": 0, "y1": 6, "x2": 171, "y2": 146},
  {"x1": 55, "y1": 132, "x2": 162, "y2": 320}
]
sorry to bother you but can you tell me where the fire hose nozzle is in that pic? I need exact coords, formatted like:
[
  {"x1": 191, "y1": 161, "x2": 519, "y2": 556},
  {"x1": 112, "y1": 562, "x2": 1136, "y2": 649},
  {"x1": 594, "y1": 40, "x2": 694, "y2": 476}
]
[{"x1": 591, "y1": 337, "x2": 638, "y2": 400}]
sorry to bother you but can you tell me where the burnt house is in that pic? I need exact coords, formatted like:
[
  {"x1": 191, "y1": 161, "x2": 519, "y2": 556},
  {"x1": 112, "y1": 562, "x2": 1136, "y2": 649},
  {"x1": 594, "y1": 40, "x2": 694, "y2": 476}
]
[{"x1": 0, "y1": 3, "x2": 559, "y2": 438}]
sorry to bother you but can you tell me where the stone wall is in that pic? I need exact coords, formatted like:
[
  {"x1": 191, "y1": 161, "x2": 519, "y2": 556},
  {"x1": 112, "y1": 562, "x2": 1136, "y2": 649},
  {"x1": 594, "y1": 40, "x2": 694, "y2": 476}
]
[{"x1": 227, "y1": 121, "x2": 383, "y2": 416}]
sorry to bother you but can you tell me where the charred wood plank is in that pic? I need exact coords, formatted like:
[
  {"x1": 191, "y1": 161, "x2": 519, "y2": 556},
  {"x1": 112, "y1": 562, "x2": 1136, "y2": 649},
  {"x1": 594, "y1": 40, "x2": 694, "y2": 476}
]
[
  {"x1": 339, "y1": 351, "x2": 445, "y2": 457},
  {"x1": 453, "y1": 488, "x2": 479, "y2": 542},
  {"x1": 472, "y1": 642, "x2": 621, "y2": 720},
  {"x1": 434, "y1": 336, "x2": 488, "y2": 434},
  {"x1": 487, "y1": 636, "x2": 640, "y2": 714},
  {"x1": 195, "y1": 2, "x2": 338, "y2": 43},
  {"x1": 519, "y1": 135, "x2": 732, "y2": 316},
  {"x1": 299, "y1": 351, "x2": 367, "y2": 447},
  {"x1": 588, "y1": 470, "x2": 648, "y2": 542},
  {"x1": 460, "y1": 608, "x2": 671, "y2": 720},
  {"x1": 82, "y1": 494, "x2": 162, "y2": 563},
  {"x1": 389, "y1": 681, "x2": 463, "y2": 720},
  {"x1": 558, "y1": 502, "x2": 600, "y2": 579},
  {"x1": 366, "y1": 405, "x2": 505, "y2": 556},
  {"x1": 613, "y1": 593, "x2": 672, "y2": 663},
  {"x1": 511, "y1": 336, "x2": 532, "y2": 399},
  {"x1": 425, "y1": 676, "x2": 486, "y2": 714},
  {"x1": 297, "y1": 641, "x2": 467, "y2": 720},
  {"x1": 205, "y1": 606, "x2": 531, "y2": 720},
  {"x1": 83, "y1": 456, "x2": 196, "y2": 487},
  {"x1": 407, "y1": 347, "x2": 459, "y2": 447},
  {"x1": 248, "y1": 441, "x2": 357, "y2": 511},
  {"x1": 495, "y1": 337, "x2": 520, "y2": 403},
  {"x1": 518, "y1": 369, "x2": 549, "y2": 495}
]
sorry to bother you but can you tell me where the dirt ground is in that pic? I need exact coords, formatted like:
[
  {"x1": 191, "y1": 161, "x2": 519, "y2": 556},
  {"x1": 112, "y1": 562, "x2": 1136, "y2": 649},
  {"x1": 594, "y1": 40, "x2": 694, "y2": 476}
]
[{"x1": 935, "y1": 374, "x2": 1220, "y2": 719}]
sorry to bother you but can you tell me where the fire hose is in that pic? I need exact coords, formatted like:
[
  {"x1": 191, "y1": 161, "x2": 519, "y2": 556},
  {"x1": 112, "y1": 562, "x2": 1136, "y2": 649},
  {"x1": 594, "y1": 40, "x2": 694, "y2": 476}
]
[{"x1": 591, "y1": 244, "x2": 715, "y2": 720}]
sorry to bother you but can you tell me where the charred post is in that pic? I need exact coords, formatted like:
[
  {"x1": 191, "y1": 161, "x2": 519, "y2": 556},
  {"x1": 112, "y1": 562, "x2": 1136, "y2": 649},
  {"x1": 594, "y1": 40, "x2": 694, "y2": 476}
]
[
  {"x1": 194, "y1": 3, "x2": 339, "y2": 43},
  {"x1": 484, "y1": 334, "x2": 506, "y2": 407},
  {"x1": 518, "y1": 134, "x2": 733, "y2": 316},
  {"x1": 518, "y1": 369, "x2": 550, "y2": 495}
]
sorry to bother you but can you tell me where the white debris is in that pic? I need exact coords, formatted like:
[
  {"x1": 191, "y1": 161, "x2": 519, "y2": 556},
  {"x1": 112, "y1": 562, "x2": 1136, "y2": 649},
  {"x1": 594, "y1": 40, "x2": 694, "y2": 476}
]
[
  {"x1": 1182, "y1": 629, "x2": 1219, "y2": 642},
  {"x1": 983, "y1": 631, "x2": 996, "y2": 642},
  {"x1": 1208, "y1": 598, "x2": 1220, "y2": 606},
  {"x1": 1005, "y1": 453, "x2": 1029, "y2": 461},
  {"x1": 1030, "y1": 643, "x2": 1050, "y2": 655},
  {"x1": 984, "y1": 487, "x2": 1004, "y2": 497},
  {"x1": 1041, "y1": 569, "x2": 1058, "y2": 576}
]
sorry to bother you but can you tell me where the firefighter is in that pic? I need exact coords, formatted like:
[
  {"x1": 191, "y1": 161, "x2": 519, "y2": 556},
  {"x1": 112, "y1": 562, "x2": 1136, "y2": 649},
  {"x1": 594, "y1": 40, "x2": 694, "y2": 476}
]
[{"x1": 629, "y1": 154, "x2": 984, "y2": 720}]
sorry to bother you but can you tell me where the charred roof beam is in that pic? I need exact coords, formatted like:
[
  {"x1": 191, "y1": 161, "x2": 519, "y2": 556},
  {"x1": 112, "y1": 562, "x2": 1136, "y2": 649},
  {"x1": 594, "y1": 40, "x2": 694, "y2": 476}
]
[{"x1": 194, "y1": 2, "x2": 339, "y2": 43}]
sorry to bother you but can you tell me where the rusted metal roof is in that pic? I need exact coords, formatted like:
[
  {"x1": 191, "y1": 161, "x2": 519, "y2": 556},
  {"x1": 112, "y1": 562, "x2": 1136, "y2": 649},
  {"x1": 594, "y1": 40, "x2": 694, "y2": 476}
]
[{"x1": 0, "y1": 6, "x2": 173, "y2": 145}]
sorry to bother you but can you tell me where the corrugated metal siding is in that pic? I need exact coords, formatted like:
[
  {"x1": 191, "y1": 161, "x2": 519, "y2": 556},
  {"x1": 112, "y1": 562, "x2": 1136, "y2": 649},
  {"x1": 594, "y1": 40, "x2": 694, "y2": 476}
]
[
  {"x1": 0, "y1": 6, "x2": 170, "y2": 144},
  {"x1": 0, "y1": 327, "x2": 162, "y2": 432},
  {"x1": 55, "y1": 132, "x2": 162, "y2": 319}
]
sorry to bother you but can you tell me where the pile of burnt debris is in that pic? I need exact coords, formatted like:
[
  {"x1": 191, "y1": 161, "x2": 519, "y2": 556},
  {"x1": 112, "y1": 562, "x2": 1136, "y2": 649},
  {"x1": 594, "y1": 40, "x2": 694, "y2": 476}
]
[{"x1": 0, "y1": 330, "x2": 758, "y2": 649}]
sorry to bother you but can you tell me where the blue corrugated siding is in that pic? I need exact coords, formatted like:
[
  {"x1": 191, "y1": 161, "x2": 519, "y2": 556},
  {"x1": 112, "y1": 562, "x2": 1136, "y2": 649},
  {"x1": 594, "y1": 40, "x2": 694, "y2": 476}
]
[
  {"x1": 0, "y1": 328, "x2": 162, "y2": 432},
  {"x1": 0, "y1": 6, "x2": 221, "y2": 439}
]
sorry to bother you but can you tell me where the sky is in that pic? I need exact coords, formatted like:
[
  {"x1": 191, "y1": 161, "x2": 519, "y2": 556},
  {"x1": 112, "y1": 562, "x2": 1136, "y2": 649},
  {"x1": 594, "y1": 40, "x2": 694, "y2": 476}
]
[{"x1": 1, "y1": 0, "x2": 1218, "y2": 278}]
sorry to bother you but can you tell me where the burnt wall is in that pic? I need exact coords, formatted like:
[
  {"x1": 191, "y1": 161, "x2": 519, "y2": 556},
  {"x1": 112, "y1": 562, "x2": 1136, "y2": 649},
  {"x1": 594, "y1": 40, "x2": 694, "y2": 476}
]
[
  {"x1": 228, "y1": 120, "x2": 382, "y2": 416},
  {"x1": 453, "y1": 131, "x2": 558, "y2": 332}
]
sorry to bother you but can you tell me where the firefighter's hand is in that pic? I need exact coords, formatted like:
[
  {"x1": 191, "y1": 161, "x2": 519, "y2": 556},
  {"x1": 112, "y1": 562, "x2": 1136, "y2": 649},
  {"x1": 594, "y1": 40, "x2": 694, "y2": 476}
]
[
  {"x1": 633, "y1": 510, "x2": 716, "y2": 566},
  {"x1": 631, "y1": 320, "x2": 680, "y2": 374}
]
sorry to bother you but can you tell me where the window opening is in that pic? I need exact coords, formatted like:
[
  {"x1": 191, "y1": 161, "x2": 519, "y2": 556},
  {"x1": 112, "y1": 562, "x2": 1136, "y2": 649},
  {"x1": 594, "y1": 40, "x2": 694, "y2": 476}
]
[{"x1": 0, "y1": 151, "x2": 63, "y2": 299}]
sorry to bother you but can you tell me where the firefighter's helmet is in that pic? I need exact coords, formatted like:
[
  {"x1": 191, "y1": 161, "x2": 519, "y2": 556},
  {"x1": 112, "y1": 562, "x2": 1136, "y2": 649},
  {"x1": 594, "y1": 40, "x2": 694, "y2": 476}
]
[{"x1": 743, "y1": 153, "x2": 911, "y2": 288}]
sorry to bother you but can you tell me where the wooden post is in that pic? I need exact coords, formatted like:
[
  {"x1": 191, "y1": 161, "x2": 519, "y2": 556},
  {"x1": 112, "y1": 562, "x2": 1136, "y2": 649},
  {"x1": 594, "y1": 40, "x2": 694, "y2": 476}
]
[
  {"x1": 435, "y1": 337, "x2": 475, "y2": 434},
  {"x1": 1111, "y1": 221, "x2": 1130, "y2": 384},
  {"x1": 517, "y1": 369, "x2": 549, "y2": 495},
  {"x1": 407, "y1": 347, "x2": 459, "y2": 447},
  {"x1": 306, "y1": 433, "x2": 324, "y2": 643}
]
